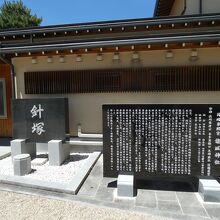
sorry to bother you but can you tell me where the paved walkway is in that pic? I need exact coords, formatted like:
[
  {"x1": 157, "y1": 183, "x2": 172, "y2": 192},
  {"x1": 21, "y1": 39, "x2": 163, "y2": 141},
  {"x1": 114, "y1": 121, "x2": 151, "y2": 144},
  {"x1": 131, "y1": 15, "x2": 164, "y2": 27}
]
[{"x1": 78, "y1": 156, "x2": 220, "y2": 220}]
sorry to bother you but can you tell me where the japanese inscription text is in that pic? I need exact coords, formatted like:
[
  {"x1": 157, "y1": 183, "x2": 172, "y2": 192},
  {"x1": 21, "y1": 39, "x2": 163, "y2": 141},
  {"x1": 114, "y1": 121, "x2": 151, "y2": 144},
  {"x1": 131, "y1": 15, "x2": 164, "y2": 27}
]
[{"x1": 103, "y1": 104, "x2": 220, "y2": 178}]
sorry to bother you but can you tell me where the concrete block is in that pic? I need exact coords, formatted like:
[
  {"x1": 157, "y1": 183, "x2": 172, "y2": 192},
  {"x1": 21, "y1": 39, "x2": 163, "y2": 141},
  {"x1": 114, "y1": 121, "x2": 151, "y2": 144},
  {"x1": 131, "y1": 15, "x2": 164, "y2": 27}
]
[
  {"x1": 13, "y1": 154, "x2": 31, "y2": 176},
  {"x1": 11, "y1": 139, "x2": 36, "y2": 160},
  {"x1": 117, "y1": 174, "x2": 136, "y2": 197},
  {"x1": 199, "y1": 178, "x2": 220, "y2": 202},
  {"x1": 48, "y1": 140, "x2": 70, "y2": 166}
]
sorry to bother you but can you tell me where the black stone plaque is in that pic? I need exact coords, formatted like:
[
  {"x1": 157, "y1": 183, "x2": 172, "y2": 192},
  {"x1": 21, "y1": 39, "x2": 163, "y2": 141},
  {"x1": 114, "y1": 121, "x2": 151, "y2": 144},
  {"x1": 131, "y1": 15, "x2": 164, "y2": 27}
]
[
  {"x1": 12, "y1": 98, "x2": 69, "y2": 143},
  {"x1": 103, "y1": 104, "x2": 220, "y2": 178}
]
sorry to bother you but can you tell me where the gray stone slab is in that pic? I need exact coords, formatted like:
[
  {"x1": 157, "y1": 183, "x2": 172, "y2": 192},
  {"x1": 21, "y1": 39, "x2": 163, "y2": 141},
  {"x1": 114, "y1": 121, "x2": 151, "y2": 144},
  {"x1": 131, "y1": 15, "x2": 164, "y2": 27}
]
[
  {"x1": 156, "y1": 190, "x2": 177, "y2": 201},
  {"x1": 204, "y1": 203, "x2": 220, "y2": 219},
  {"x1": 114, "y1": 196, "x2": 136, "y2": 209},
  {"x1": 0, "y1": 147, "x2": 11, "y2": 160},
  {"x1": 199, "y1": 178, "x2": 220, "y2": 202},
  {"x1": 134, "y1": 206, "x2": 209, "y2": 220},
  {"x1": 78, "y1": 155, "x2": 103, "y2": 197},
  {"x1": 157, "y1": 200, "x2": 182, "y2": 214},
  {"x1": 176, "y1": 192, "x2": 202, "y2": 207},
  {"x1": 78, "y1": 176, "x2": 101, "y2": 197},
  {"x1": 88, "y1": 158, "x2": 103, "y2": 177},
  {"x1": 66, "y1": 151, "x2": 101, "y2": 194},
  {"x1": 181, "y1": 206, "x2": 208, "y2": 218},
  {"x1": 136, "y1": 189, "x2": 157, "y2": 208},
  {"x1": 0, "y1": 174, "x2": 68, "y2": 193},
  {"x1": 95, "y1": 186, "x2": 115, "y2": 202},
  {"x1": 99, "y1": 177, "x2": 116, "y2": 188}
]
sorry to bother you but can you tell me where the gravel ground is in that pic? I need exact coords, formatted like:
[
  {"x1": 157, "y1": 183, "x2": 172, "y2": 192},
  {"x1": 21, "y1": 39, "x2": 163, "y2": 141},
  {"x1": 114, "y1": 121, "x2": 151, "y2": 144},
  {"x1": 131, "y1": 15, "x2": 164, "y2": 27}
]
[
  {"x1": 0, "y1": 153, "x2": 90, "y2": 184},
  {"x1": 0, "y1": 191, "x2": 167, "y2": 220}
]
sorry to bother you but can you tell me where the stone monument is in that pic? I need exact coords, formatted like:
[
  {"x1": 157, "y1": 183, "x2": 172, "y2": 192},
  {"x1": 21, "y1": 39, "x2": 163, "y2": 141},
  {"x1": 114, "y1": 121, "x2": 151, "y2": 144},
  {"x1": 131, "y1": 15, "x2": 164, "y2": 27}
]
[
  {"x1": 11, "y1": 98, "x2": 70, "y2": 166},
  {"x1": 103, "y1": 104, "x2": 220, "y2": 199}
]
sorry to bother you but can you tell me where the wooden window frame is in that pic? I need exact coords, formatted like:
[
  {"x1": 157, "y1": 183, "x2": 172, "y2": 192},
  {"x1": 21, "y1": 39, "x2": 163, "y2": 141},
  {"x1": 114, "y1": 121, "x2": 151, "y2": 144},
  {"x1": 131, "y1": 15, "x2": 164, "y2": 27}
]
[{"x1": 0, "y1": 78, "x2": 7, "y2": 119}]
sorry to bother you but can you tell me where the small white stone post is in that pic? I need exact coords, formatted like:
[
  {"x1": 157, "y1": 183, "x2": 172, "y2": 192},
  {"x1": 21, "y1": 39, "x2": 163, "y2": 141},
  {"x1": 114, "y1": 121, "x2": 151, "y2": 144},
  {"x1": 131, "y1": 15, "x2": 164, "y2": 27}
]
[
  {"x1": 48, "y1": 140, "x2": 70, "y2": 166},
  {"x1": 11, "y1": 139, "x2": 36, "y2": 160},
  {"x1": 13, "y1": 154, "x2": 31, "y2": 176},
  {"x1": 117, "y1": 174, "x2": 136, "y2": 197},
  {"x1": 199, "y1": 178, "x2": 220, "y2": 202}
]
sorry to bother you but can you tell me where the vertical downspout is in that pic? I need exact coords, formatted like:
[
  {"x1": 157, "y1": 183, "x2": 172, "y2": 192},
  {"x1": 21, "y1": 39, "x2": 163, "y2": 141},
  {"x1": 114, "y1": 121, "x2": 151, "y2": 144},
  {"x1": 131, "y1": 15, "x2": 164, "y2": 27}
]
[
  {"x1": 181, "y1": 0, "x2": 187, "y2": 15},
  {"x1": 199, "y1": 0, "x2": 203, "y2": 14},
  {"x1": 0, "y1": 55, "x2": 16, "y2": 99}
]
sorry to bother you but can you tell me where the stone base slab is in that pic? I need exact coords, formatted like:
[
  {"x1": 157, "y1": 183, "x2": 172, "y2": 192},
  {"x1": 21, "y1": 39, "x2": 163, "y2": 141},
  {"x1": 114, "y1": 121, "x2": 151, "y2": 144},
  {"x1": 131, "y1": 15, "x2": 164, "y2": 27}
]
[{"x1": 0, "y1": 152, "x2": 101, "y2": 194}]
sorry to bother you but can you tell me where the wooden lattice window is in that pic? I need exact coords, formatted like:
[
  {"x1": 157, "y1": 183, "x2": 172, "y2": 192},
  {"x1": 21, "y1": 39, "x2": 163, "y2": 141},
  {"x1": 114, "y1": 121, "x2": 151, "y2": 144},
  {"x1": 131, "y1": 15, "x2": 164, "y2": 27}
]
[{"x1": 24, "y1": 66, "x2": 220, "y2": 94}]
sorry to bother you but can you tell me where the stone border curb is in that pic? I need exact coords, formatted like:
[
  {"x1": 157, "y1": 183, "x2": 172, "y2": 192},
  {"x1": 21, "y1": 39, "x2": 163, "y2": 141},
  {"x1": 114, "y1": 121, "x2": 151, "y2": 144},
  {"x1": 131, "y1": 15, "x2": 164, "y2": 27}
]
[
  {"x1": 0, "y1": 152, "x2": 11, "y2": 160},
  {"x1": 0, "y1": 151, "x2": 101, "y2": 194}
]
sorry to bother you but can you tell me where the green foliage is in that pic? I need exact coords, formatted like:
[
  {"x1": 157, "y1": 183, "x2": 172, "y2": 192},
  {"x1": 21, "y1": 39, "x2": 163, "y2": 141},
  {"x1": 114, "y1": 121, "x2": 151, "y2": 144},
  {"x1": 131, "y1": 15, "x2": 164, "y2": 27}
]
[{"x1": 0, "y1": 0, "x2": 42, "y2": 29}]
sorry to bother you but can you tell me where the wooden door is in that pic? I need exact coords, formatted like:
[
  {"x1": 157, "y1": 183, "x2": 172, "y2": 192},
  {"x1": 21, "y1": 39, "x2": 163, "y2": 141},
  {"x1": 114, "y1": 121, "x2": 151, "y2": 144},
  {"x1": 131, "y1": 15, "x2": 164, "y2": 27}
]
[{"x1": 0, "y1": 64, "x2": 12, "y2": 137}]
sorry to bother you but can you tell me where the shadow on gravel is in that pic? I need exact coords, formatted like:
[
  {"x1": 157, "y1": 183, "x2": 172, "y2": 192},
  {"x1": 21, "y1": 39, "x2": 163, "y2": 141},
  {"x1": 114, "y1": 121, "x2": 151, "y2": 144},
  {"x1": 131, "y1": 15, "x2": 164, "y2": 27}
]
[
  {"x1": 30, "y1": 169, "x2": 37, "y2": 174},
  {"x1": 63, "y1": 154, "x2": 89, "y2": 165},
  {"x1": 36, "y1": 154, "x2": 48, "y2": 159}
]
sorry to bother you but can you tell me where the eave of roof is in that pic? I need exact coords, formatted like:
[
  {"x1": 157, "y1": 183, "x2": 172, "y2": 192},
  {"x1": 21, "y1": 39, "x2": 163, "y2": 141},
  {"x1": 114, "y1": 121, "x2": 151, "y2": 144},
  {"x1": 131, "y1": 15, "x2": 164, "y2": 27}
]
[
  {"x1": 1, "y1": 29, "x2": 220, "y2": 55},
  {"x1": 1, "y1": 13, "x2": 220, "y2": 57},
  {"x1": 0, "y1": 12, "x2": 219, "y2": 37},
  {"x1": 154, "y1": 0, "x2": 175, "y2": 17}
]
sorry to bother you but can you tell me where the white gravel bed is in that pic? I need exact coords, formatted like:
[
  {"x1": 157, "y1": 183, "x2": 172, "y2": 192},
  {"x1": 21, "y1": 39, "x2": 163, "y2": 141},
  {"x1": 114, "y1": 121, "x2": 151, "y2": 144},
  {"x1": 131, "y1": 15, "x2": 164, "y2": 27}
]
[{"x1": 0, "y1": 153, "x2": 90, "y2": 184}]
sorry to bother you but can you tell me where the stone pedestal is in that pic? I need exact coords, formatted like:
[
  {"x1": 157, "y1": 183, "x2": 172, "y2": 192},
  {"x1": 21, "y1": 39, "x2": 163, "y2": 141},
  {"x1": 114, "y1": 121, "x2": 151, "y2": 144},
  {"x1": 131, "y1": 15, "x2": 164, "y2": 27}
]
[
  {"x1": 199, "y1": 178, "x2": 220, "y2": 202},
  {"x1": 11, "y1": 139, "x2": 36, "y2": 160},
  {"x1": 48, "y1": 140, "x2": 70, "y2": 166},
  {"x1": 117, "y1": 174, "x2": 136, "y2": 197},
  {"x1": 13, "y1": 154, "x2": 31, "y2": 176}
]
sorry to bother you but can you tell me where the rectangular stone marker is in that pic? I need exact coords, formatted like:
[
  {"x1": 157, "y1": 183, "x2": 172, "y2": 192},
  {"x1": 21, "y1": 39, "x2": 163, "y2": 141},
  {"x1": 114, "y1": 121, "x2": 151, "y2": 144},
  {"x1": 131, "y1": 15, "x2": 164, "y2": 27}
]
[
  {"x1": 117, "y1": 174, "x2": 136, "y2": 197},
  {"x1": 103, "y1": 104, "x2": 220, "y2": 178},
  {"x1": 12, "y1": 98, "x2": 69, "y2": 143},
  {"x1": 199, "y1": 179, "x2": 220, "y2": 202}
]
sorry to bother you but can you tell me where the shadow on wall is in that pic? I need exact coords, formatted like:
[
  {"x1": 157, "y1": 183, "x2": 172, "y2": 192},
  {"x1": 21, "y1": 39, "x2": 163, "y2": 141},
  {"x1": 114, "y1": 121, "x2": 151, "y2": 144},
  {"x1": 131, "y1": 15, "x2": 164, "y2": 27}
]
[{"x1": 0, "y1": 137, "x2": 12, "y2": 146}]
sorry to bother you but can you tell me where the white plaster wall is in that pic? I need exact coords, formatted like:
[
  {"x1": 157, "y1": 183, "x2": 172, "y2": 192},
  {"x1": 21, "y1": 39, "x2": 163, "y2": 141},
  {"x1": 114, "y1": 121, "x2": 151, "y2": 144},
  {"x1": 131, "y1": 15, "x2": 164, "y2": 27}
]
[
  {"x1": 170, "y1": 0, "x2": 220, "y2": 16},
  {"x1": 203, "y1": 0, "x2": 220, "y2": 14},
  {"x1": 12, "y1": 48, "x2": 220, "y2": 135},
  {"x1": 185, "y1": 0, "x2": 200, "y2": 15}
]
